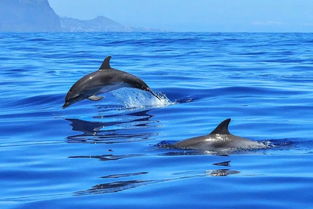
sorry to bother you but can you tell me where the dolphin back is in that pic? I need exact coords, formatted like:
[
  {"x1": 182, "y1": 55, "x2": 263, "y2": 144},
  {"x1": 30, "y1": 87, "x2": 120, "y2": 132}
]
[{"x1": 173, "y1": 118, "x2": 269, "y2": 152}]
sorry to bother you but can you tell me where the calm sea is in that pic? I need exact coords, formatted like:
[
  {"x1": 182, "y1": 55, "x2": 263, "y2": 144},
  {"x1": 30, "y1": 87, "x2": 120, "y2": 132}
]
[{"x1": 1, "y1": 33, "x2": 313, "y2": 209}]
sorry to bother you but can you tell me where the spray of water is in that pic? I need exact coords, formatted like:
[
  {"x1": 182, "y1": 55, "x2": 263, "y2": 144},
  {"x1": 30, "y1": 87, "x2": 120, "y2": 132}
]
[{"x1": 112, "y1": 88, "x2": 173, "y2": 109}]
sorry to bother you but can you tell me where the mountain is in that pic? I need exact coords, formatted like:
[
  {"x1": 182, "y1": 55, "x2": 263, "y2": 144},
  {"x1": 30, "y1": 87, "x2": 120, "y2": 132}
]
[
  {"x1": 0, "y1": 0, "x2": 61, "y2": 32},
  {"x1": 0, "y1": 0, "x2": 158, "y2": 32},
  {"x1": 60, "y1": 16, "x2": 133, "y2": 32},
  {"x1": 60, "y1": 16, "x2": 160, "y2": 32}
]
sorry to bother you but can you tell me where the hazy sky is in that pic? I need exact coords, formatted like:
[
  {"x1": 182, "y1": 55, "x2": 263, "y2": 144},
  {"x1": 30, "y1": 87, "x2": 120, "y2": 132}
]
[{"x1": 49, "y1": 0, "x2": 313, "y2": 32}]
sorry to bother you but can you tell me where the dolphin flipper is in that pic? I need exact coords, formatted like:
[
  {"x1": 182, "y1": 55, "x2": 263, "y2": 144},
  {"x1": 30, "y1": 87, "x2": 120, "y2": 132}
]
[{"x1": 88, "y1": 95, "x2": 104, "y2": 101}]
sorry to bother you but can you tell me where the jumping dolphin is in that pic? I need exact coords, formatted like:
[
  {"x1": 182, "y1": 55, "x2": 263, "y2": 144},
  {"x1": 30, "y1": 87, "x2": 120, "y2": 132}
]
[
  {"x1": 174, "y1": 118, "x2": 268, "y2": 152},
  {"x1": 63, "y1": 56, "x2": 160, "y2": 108}
]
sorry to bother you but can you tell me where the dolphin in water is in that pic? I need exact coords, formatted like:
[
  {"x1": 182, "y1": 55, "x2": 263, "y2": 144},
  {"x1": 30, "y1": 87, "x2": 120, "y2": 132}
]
[
  {"x1": 174, "y1": 118, "x2": 268, "y2": 152},
  {"x1": 63, "y1": 56, "x2": 160, "y2": 108}
]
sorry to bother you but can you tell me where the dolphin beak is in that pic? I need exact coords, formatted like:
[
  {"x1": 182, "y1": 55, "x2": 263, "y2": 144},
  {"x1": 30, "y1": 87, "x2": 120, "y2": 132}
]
[{"x1": 62, "y1": 102, "x2": 70, "y2": 109}]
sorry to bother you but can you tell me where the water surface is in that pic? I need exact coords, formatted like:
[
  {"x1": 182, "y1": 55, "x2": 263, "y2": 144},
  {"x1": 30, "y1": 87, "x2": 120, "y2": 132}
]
[{"x1": 1, "y1": 32, "x2": 313, "y2": 209}]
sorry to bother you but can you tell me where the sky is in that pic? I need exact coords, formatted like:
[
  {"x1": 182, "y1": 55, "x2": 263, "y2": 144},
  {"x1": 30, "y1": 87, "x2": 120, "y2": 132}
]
[{"x1": 49, "y1": 0, "x2": 313, "y2": 32}]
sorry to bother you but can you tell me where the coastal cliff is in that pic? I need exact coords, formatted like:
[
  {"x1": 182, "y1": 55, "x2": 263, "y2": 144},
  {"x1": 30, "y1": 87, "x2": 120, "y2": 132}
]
[{"x1": 0, "y1": 0, "x2": 61, "y2": 32}]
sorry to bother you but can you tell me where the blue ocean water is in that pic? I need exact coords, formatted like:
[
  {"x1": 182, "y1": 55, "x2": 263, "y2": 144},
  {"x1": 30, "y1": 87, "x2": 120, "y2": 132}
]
[{"x1": 1, "y1": 32, "x2": 313, "y2": 209}]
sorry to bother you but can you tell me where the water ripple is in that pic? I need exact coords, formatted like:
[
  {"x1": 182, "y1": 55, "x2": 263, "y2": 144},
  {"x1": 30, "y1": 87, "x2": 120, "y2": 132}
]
[{"x1": 1, "y1": 32, "x2": 313, "y2": 209}]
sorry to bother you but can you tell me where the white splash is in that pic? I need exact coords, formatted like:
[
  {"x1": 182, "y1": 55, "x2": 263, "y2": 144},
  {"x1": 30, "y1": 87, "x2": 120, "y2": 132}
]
[{"x1": 111, "y1": 88, "x2": 173, "y2": 109}]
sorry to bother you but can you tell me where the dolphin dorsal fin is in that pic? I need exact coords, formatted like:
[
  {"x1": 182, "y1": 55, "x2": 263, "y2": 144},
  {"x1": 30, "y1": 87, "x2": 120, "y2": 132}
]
[
  {"x1": 210, "y1": 118, "x2": 231, "y2": 135},
  {"x1": 99, "y1": 56, "x2": 112, "y2": 70}
]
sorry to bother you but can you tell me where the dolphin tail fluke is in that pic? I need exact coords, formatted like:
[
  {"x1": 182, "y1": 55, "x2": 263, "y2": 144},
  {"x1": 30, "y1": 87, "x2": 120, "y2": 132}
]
[
  {"x1": 210, "y1": 118, "x2": 231, "y2": 135},
  {"x1": 148, "y1": 89, "x2": 162, "y2": 100}
]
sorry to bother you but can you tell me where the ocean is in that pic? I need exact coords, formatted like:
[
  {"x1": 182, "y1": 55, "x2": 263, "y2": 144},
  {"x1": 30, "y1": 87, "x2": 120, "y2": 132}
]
[{"x1": 1, "y1": 32, "x2": 313, "y2": 209}]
